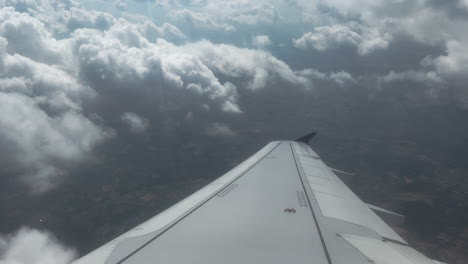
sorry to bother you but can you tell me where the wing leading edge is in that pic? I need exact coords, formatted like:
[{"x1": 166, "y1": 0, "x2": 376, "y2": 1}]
[{"x1": 74, "y1": 140, "x2": 440, "y2": 264}]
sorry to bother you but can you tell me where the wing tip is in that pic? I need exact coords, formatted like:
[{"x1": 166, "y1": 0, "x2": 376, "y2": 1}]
[{"x1": 294, "y1": 131, "x2": 317, "y2": 144}]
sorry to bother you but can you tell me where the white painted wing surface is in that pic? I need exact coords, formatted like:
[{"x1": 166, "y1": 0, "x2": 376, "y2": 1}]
[{"x1": 73, "y1": 141, "x2": 442, "y2": 264}]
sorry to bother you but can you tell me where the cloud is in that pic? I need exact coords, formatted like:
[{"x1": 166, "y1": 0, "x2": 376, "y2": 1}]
[
  {"x1": 316, "y1": 1, "x2": 468, "y2": 48},
  {"x1": 382, "y1": 70, "x2": 443, "y2": 85},
  {"x1": 0, "y1": 227, "x2": 76, "y2": 264},
  {"x1": 431, "y1": 40, "x2": 468, "y2": 81},
  {"x1": 164, "y1": 0, "x2": 283, "y2": 27},
  {"x1": 223, "y1": 3, "x2": 282, "y2": 25},
  {"x1": 293, "y1": 24, "x2": 361, "y2": 51},
  {"x1": 319, "y1": 0, "x2": 385, "y2": 15},
  {"x1": 0, "y1": 9, "x2": 111, "y2": 193},
  {"x1": 71, "y1": 26, "x2": 243, "y2": 113},
  {"x1": 180, "y1": 40, "x2": 311, "y2": 91},
  {"x1": 0, "y1": 1, "x2": 324, "y2": 192},
  {"x1": 0, "y1": 7, "x2": 66, "y2": 64},
  {"x1": 394, "y1": 8, "x2": 466, "y2": 45},
  {"x1": 71, "y1": 23, "x2": 312, "y2": 112},
  {"x1": 116, "y1": 0, "x2": 128, "y2": 11},
  {"x1": 329, "y1": 71, "x2": 355, "y2": 86},
  {"x1": 168, "y1": 9, "x2": 236, "y2": 32},
  {"x1": 293, "y1": 23, "x2": 391, "y2": 55},
  {"x1": 121, "y1": 112, "x2": 149, "y2": 133},
  {"x1": 461, "y1": 0, "x2": 468, "y2": 10},
  {"x1": 419, "y1": 39, "x2": 468, "y2": 105},
  {"x1": 205, "y1": 122, "x2": 236, "y2": 137},
  {"x1": 0, "y1": 92, "x2": 111, "y2": 193},
  {"x1": 66, "y1": 7, "x2": 116, "y2": 31},
  {"x1": 298, "y1": 69, "x2": 355, "y2": 87},
  {"x1": 252, "y1": 35, "x2": 271, "y2": 48}
]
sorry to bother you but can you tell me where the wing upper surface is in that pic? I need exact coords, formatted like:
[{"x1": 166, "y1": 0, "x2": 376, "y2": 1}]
[{"x1": 74, "y1": 141, "x2": 439, "y2": 264}]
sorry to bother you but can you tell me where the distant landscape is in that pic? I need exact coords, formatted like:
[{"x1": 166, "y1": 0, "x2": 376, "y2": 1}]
[{"x1": 1, "y1": 123, "x2": 467, "y2": 263}]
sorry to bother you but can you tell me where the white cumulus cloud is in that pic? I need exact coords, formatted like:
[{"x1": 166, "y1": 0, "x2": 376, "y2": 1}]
[
  {"x1": 0, "y1": 92, "x2": 111, "y2": 193},
  {"x1": 0, "y1": 8, "x2": 111, "y2": 193},
  {"x1": 66, "y1": 7, "x2": 116, "y2": 31},
  {"x1": 293, "y1": 23, "x2": 391, "y2": 55},
  {"x1": 0, "y1": 227, "x2": 76, "y2": 264}
]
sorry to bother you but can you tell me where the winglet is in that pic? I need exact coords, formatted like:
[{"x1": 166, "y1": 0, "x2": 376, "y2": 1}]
[{"x1": 294, "y1": 132, "x2": 317, "y2": 144}]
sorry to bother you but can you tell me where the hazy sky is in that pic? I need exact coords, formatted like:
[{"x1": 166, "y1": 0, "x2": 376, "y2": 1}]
[{"x1": 0, "y1": 0, "x2": 467, "y2": 263}]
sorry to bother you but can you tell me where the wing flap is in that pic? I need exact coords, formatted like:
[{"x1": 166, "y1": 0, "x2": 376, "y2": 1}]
[
  {"x1": 341, "y1": 234, "x2": 435, "y2": 264},
  {"x1": 367, "y1": 203, "x2": 405, "y2": 226},
  {"x1": 292, "y1": 142, "x2": 407, "y2": 244}
]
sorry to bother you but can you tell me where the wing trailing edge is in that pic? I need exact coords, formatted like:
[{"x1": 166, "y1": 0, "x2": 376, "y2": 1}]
[{"x1": 366, "y1": 203, "x2": 405, "y2": 226}]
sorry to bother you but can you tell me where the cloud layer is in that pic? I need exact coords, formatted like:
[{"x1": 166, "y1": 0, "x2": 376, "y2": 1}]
[
  {"x1": 0, "y1": 0, "x2": 323, "y2": 192},
  {"x1": 2, "y1": 0, "x2": 468, "y2": 192}
]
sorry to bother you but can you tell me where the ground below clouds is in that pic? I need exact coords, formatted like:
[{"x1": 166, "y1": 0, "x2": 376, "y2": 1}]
[{"x1": 1, "y1": 113, "x2": 467, "y2": 263}]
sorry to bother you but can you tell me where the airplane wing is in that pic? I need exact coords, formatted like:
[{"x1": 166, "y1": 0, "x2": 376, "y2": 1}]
[{"x1": 74, "y1": 138, "x2": 442, "y2": 264}]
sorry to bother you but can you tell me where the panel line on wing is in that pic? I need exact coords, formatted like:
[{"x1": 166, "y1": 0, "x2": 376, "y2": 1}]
[{"x1": 289, "y1": 142, "x2": 333, "y2": 264}]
